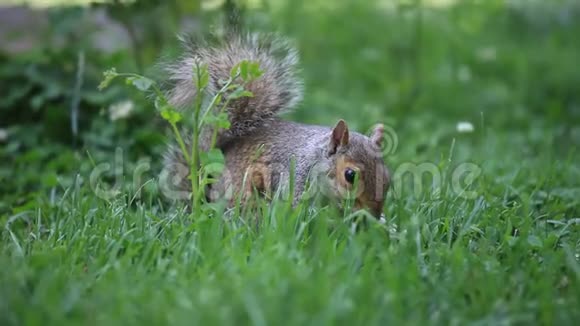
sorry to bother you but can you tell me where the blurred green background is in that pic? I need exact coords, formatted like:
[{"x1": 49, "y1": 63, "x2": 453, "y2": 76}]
[
  {"x1": 1, "y1": 1, "x2": 580, "y2": 324},
  {"x1": 1, "y1": 0, "x2": 579, "y2": 215}
]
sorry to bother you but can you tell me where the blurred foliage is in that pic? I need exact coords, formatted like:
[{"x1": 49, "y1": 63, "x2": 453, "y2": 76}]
[
  {"x1": 1, "y1": 2, "x2": 579, "y2": 323},
  {"x1": 0, "y1": 0, "x2": 579, "y2": 214}
]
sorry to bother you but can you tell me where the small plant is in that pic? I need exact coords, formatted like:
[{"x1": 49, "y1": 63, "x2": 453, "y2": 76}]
[{"x1": 98, "y1": 60, "x2": 264, "y2": 215}]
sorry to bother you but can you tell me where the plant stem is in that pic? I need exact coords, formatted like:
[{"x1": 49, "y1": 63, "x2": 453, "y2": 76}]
[
  {"x1": 191, "y1": 110, "x2": 200, "y2": 215},
  {"x1": 198, "y1": 72, "x2": 240, "y2": 129},
  {"x1": 191, "y1": 67, "x2": 206, "y2": 216},
  {"x1": 170, "y1": 123, "x2": 190, "y2": 164},
  {"x1": 210, "y1": 97, "x2": 235, "y2": 148}
]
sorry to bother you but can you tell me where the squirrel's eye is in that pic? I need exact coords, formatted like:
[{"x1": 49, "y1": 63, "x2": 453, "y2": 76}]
[{"x1": 344, "y1": 168, "x2": 356, "y2": 184}]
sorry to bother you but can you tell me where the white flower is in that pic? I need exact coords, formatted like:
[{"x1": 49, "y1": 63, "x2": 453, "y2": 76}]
[
  {"x1": 456, "y1": 121, "x2": 475, "y2": 133},
  {"x1": 109, "y1": 100, "x2": 134, "y2": 121}
]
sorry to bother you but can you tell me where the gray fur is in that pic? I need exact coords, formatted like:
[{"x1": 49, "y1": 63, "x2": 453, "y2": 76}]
[{"x1": 164, "y1": 32, "x2": 303, "y2": 148}]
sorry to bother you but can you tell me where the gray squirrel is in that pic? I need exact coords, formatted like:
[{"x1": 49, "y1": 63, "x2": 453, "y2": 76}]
[{"x1": 162, "y1": 33, "x2": 390, "y2": 217}]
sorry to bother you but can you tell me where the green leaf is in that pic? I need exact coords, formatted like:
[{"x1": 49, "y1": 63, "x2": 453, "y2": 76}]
[
  {"x1": 205, "y1": 112, "x2": 231, "y2": 130},
  {"x1": 213, "y1": 93, "x2": 223, "y2": 106},
  {"x1": 154, "y1": 96, "x2": 165, "y2": 111},
  {"x1": 230, "y1": 65, "x2": 237, "y2": 79},
  {"x1": 200, "y1": 148, "x2": 226, "y2": 176},
  {"x1": 230, "y1": 61, "x2": 242, "y2": 79},
  {"x1": 203, "y1": 162, "x2": 225, "y2": 175},
  {"x1": 126, "y1": 76, "x2": 154, "y2": 92},
  {"x1": 239, "y1": 90, "x2": 254, "y2": 98},
  {"x1": 239, "y1": 60, "x2": 249, "y2": 80},
  {"x1": 226, "y1": 83, "x2": 241, "y2": 91},
  {"x1": 98, "y1": 68, "x2": 118, "y2": 91},
  {"x1": 160, "y1": 107, "x2": 183, "y2": 124},
  {"x1": 227, "y1": 87, "x2": 254, "y2": 100},
  {"x1": 248, "y1": 61, "x2": 264, "y2": 80},
  {"x1": 215, "y1": 112, "x2": 231, "y2": 129},
  {"x1": 154, "y1": 96, "x2": 175, "y2": 112},
  {"x1": 200, "y1": 148, "x2": 225, "y2": 178},
  {"x1": 200, "y1": 148, "x2": 225, "y2": 166}
]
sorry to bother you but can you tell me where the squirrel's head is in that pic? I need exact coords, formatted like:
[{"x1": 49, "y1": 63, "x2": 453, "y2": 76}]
[{"x1": 323, "y1": 119, "x2": 390, "y2": 218}]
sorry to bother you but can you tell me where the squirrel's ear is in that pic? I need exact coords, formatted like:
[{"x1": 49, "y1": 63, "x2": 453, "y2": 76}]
[
  {"x1": 329, "y1": 119, "x2": 349, "y2": 155},
  {"x1": 371, "y1": 123, "x2": 384, "y2": 147}
]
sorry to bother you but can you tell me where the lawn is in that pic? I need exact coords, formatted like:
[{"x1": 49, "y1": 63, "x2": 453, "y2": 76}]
[{"x1": 1, "y1": 1, "x2": 579, "y2": 325}]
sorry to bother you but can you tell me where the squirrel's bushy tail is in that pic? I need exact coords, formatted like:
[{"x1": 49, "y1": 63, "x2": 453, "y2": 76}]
[{"x1": 164, "y1": 32, "x2": 303, "y2": 147}]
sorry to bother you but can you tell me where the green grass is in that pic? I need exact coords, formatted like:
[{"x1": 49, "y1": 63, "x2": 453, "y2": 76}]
[
  {"x1": 2, "y1": 122, "x2": 579, "y2": 325},
  {"x1": 1, "y1": 0, "x2": 580, "y2": 325}
]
